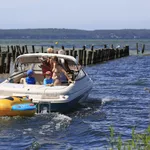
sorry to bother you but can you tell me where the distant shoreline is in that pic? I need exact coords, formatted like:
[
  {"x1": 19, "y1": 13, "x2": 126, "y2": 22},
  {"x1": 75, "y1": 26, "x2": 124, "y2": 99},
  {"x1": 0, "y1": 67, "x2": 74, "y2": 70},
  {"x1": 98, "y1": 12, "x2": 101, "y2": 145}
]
[{"x1": 0, "y1": 29, "x2": 150, "y2": 39}]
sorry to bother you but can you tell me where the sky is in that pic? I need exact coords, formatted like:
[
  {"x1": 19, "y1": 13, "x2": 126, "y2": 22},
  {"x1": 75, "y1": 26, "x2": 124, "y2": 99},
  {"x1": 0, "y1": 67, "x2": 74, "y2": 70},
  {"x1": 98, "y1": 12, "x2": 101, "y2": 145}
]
[{"x1": 0, "y1": 0, "x2": 150, "y2": 30}]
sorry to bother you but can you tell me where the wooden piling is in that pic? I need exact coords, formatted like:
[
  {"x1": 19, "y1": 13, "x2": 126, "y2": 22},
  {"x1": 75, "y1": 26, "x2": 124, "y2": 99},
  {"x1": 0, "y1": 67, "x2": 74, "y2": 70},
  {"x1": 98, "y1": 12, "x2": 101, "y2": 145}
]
[
  {"x1": 7, "y1": 45, "x2": 10, "y2": 53},
  {"x1": 12, "y1": 46, "x2": 16, "y2": 62},
  {"x1": 6, "y1": 53, "x2": 11, "y2": 73},
  {"x1": 41, "y1": 46, "x2": 44, "y2": 53},
  {"x1": 1, "y1": 52, "x2": 6, "y2": 73},
  {"x1": 82, "y1": 46, "x2": 86, "y2": 65},
  {"x1": 25, "y1": 45, "x2": 28, "y2": 53},
  {"x1": 104, "y1": 44, "x2": 107, "y2": 48},
  {"x1": 32, "y1": 45, "x2": 35, "y2": 53},
  {"x1": 142, "y1": 44, "x2": 145, "y2": 54},
  {"x1": 16, "y1": 45, "x2": 21, "y2": 55},
  {"x1": 91, "y1": 45, "x2": 94, "y2": 51},
  {"x1": 0, "y1": 46, "x2": 1, "y2": 56},
  {"x1": 136, "y1": 43, "x2": 139, "y2": 54},
  {"x1": 21, "y1": 46, "x2": 25, "y2": 54},
  {"x1": 62, "y1": 46, "x2": 65, "y2": 50},
  {"x1": 78, "y1": 50, "x2": 83, "y2": 66}
]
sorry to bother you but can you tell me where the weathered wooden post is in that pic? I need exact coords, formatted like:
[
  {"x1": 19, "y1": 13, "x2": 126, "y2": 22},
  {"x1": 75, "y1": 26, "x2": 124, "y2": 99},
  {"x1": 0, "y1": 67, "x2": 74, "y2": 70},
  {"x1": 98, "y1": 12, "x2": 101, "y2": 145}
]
[
  {"x1": 91, "y1": 45, "x2": 94, "y2": 51},
  {"x1": 88, "y1": 51, "x2": 92, "y2": 64},
  {"x1": 90, "y1": 45, "x2": 94, "y2": 64},
  {"x1": 51, "y1": 46, "x2": 54, "y2": 49},
  {"x1": 116, "y1": 48, "x2": 119, "y2": 58},
  {"x1": 107, "y1": 49, "x2": 111, "y2": 60},
  {"x1": 6, "y1": 53, "x2": 11, "y2": 73},
  {"x1": 72, "y1": 46, "x2": 76, "y2": 58},
  {"x1": 7, "y1": 45, "x2": 10, "y2": 52},
  {"x1": 25, "y1": 45, "x2": 28, "y2": 53},
  {"x1": 136, "y1": 43, "x2": 139, "y2": 54},
  {"x1": 103, "y1": 49, "x2": 106, "y2": 61},
  {"x1": 96, "y1": 49, "x2": 101, "y2": 63},
  {"x1": 120, "y1": 49, "x2": 123, "y2": 57},
  {"x1": 91, "y1": 50, "x2": 95, "y2": 64},
  {"x1": 73, "y1": 46, "x2": 75, "y2": 51},
  {"x1": 32, "y1": 45, "x2": 35, "y2": 53},
  {"x1": 62, "y1": 46, "x2": 65, "y2": 50},
  {"x1": 22, "y1": 46, "x2": 25, "y2": 54},
  {"x1": 78, "y1": 50, "x2": 83, "y2": 66},
  {"x1": 82, "y1": 46, "x2": 86, "y2": 65},
  {"x1": 1, "y1": 52, "x2": 6, "y2": 73},
  {"x1": 142, "y1": 44, "x2": 145, "y2": 54},
  {"x1": 124, "y1": 46, "x2": 129, "y2": 56},
  {"x1": 73, "y1": 50, "x2": 78, "y2": 59},
  {"x1": 65, "y1": 50, "x2": 69, "y2": 55},
  {"x1": 12, "y1": 46, "x2": 16, "y2": 62},
  {"x1": 113, "y1": 49, "x2": 116, "y2": 59},
  {"x1": 41, "y1": 46, "x2": 44, "y2": 53},
  {"x1": 16, "y1": 45, "x2": 21, "y2": 54},
  {"x1": 0, "y1": 46, "x2": 1, "y2": 57},
  {"x1": 15, "y1": 47, "x2": 20, "y2": 59},
  {"x1": 69, "y1": 50, "x2": 73, "y2": 56}
]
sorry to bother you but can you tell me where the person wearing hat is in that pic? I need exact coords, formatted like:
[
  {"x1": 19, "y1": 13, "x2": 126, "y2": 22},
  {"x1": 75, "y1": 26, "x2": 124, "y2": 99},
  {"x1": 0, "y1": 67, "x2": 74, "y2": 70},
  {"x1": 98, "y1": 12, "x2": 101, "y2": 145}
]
[
  {"x1": 26, "y1": 69, "x2": 36, "y2": 84},
  {"x1": 43, "y1": 71, "x2": 54, "y2": 86}
]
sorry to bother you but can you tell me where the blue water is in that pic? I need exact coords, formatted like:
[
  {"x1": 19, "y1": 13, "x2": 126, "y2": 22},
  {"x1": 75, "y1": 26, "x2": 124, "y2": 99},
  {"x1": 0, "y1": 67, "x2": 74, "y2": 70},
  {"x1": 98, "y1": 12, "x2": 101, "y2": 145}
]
[
  {"x1": 0, "y1": 55, "x2": 150, "y2": 149},
  {"x1": 0, "y1": 39, "x2": 150, "y2": 50}
]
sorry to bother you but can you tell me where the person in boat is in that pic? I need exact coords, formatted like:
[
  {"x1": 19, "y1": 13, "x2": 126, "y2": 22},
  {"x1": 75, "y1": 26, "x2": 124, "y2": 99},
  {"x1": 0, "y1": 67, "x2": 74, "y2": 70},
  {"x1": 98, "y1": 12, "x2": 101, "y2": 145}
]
[
  {"x1": 43, "y1": 71, "x2": 54, "y2": 86},
  {"x1": 26, "y1": 69, "x2": 36, "y2": 84},
  {"x1": 58, "y1": 49, "x2": 66, "y2": 55},
  {"x1": 51, "y1": 56, "x2": 73, "y2": 86},
  {"x1": 57, "y1": 49, "x2": 72, "y2": 83},
  {"x1": 47, "y1": 47, "x2": 54, "y2": 53},
  {"x1": 39, "y1": 57, "x2": 53, "y2": 77}
]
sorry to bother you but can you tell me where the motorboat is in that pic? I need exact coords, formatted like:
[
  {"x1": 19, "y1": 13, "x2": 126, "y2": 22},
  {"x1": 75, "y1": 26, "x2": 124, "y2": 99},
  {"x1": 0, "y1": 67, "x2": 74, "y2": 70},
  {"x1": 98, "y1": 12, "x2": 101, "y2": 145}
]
[{"x1": 0, "y1": 53, "x2": 93, "y2": 113}]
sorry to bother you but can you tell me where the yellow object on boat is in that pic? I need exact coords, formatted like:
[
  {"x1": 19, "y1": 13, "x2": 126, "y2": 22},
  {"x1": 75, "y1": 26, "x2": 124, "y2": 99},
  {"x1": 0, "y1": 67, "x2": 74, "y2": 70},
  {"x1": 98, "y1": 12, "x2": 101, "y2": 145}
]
[{"x1": 0, "y1": 96, "x2": 36, "y2": 117}]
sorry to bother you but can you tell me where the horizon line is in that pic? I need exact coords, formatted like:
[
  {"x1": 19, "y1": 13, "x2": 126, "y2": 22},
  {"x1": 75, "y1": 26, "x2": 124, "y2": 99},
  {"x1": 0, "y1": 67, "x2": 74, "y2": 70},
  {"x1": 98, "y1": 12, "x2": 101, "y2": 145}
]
[{"x1": 0, "y1": 28, "x2": 149, "y2": 31}]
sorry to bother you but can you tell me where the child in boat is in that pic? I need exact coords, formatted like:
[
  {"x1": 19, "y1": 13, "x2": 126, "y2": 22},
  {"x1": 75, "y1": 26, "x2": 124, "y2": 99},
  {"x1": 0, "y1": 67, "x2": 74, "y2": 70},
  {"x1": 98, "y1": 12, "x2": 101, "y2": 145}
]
[
  {"x1": 26, "y1": 69, "x2": 36, "y2": 84},
  {"x1": 43, "y1": 71, "x2": 54, "y2": 86}
]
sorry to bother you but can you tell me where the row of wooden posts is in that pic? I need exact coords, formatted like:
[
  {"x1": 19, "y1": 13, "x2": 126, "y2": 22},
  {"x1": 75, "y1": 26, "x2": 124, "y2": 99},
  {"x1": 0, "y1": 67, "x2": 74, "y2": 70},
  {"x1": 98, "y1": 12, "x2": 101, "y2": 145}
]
[{"x1": 0, "y1": 45, "x2": 129, "y2": 74}]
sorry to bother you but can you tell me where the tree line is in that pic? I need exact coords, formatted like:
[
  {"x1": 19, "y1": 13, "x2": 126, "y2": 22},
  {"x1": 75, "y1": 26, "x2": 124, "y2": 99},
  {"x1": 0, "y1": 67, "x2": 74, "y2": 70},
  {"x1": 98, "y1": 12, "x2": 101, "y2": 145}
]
[{"x1": 0, "y1": 28, "x2": 150, "y2": 39}]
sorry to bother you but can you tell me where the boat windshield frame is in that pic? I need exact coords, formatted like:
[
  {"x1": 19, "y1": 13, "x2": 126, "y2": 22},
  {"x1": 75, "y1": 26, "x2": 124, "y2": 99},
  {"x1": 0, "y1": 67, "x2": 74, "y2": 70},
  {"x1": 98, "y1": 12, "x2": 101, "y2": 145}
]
[{"x1": 10, "y1": 54, "x2": 82, "y2": 79}]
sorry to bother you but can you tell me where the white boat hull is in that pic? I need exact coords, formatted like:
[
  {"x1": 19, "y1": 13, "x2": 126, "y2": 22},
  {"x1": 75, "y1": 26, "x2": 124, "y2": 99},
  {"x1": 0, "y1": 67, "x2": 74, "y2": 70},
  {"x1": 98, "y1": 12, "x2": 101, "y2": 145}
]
[{"x1": 0, "y1": 76, "x2": 93, "y2": 113}]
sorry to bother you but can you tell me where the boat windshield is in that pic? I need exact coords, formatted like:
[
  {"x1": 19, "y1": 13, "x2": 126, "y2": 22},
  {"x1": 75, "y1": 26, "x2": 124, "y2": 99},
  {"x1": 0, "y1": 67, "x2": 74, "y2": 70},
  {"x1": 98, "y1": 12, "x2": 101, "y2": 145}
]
[
  {"x1": 9, "y1": 56, "x2": 84, "y2": 83},
  {"x1": 13, "y1": 57, "x2": 80, "y2": 74}
]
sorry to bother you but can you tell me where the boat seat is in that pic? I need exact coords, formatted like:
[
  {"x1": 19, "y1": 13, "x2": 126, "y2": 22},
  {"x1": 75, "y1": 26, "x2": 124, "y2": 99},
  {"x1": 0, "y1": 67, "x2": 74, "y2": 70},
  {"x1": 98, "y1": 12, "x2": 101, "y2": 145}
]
[
  {"x1": 20, "y1": 74, "x2": 44, "y2": 85},
  {"x1": 34, "y1": 74, "x2": 44, "y2": 85}
]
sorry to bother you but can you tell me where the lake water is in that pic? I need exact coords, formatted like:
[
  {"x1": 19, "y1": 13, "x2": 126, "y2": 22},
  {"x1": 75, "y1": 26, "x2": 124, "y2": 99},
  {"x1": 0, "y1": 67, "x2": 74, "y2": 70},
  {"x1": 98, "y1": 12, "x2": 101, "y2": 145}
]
[
  {"x1": 0, "y1": 39, "x2": 150, "y2": 51},
  {"x1": 0, "y1": 53, "x2": 150, "y2": 149}
]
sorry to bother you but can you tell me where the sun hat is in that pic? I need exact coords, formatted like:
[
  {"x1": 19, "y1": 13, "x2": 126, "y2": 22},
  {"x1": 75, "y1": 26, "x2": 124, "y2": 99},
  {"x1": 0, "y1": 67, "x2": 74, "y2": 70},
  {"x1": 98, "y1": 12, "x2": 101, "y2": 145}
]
[{"x1": 27, "y1": 70, "x2": 34, "y2": 76}]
